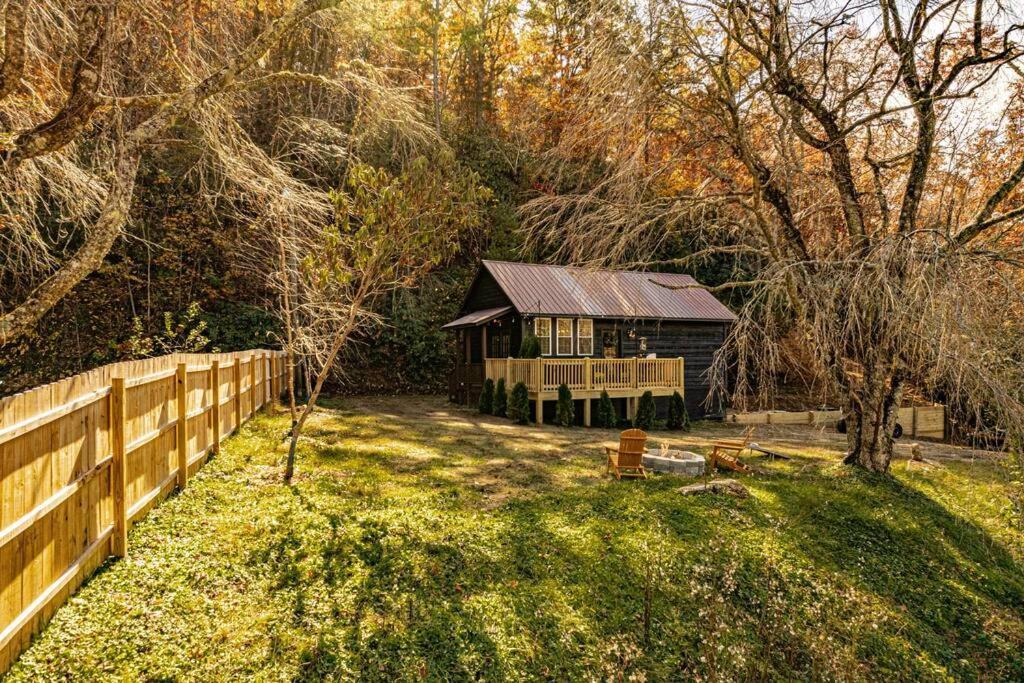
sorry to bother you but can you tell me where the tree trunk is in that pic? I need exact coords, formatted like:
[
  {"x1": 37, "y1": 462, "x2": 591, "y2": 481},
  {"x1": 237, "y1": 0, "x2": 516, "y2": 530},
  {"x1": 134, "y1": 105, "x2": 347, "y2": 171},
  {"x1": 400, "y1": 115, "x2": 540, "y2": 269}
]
[
  {"x1": 284, "y1": 299, "x2": 364, "y2": 483},
  {"x1": 277, "y1": 237, "x2": 298, "y2": 426},
  {"x1": 0, "y1": 144, "x2": 140, "y2": 344},
  {"x1": 843, "y1": 366, "x2": 904, "y2": 472}
]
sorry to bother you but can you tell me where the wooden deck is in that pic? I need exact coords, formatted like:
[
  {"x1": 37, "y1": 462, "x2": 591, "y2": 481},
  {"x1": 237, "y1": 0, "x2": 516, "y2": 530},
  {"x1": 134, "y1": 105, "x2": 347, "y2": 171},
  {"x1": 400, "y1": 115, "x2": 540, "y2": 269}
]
[{"x1": 484, "y1": 357, "x2": 685, "y2": 425}]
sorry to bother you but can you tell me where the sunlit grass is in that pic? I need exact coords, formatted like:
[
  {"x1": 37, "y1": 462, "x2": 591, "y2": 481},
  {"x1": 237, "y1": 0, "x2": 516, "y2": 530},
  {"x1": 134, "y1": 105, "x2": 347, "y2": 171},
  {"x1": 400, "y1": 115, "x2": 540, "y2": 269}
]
[{"x1": 7, "y1": 396, "x2": 1023, "y2": 681}]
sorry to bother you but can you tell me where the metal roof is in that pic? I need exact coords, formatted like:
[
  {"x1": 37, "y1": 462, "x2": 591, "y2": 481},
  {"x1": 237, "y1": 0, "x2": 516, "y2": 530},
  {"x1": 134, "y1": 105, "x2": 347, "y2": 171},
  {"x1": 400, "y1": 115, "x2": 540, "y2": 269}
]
[
  {"x1": 481, "y1": 260, "x2": 737, "y2": 322},
  {"x1": 441, "y1": 305, "x2": 513, "y2": 329}
]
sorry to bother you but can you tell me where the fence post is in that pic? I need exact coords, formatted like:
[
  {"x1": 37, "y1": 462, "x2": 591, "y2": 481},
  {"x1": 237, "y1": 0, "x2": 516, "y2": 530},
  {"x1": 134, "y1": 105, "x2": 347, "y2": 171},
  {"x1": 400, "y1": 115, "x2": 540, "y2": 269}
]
[
  {"x1": 277, "y1": 352, "x2": 284, "y2": 401},
  {"x1": 176, "y1": 363, "x2": 188, "y2": 489},
  {"x1": 249, "y1": 354, "x2": 257, "y2": 416},
  {"x1": 677, "y1": 357, "x2": 684, "y2": 390},
  {"x1": 234, "y1": 357, "x2": 242, "y2": 432},
  {"x1": 266, "y1": 356, "x2": 274, "y2": 409},
  {"x1": 211, "y1": 360, "x2": 221, "y2": 454},
  {"x1": 269, "y1": 354, "x2": 278, "y2": 408},
  {"x1": 110, "y1": 377, "x2": 128, "y2": 557},
  {"x1": 584, "y1": 357, "x2": 592, "y2": 391},
  {"x1": 633, "y1": 357, "x2": 639, "y2": 389}
]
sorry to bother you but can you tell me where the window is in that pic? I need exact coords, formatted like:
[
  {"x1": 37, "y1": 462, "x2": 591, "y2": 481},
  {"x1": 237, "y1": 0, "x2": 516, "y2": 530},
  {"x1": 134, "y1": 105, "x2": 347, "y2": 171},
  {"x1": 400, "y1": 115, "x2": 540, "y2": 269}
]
[
  {"x1": 557, "y1": 318, "x2": 573, "y2": 355},
  {"x1": 577, "y1": 319, "x2": 593, "y2": 355},
  {"x1": 534, "y1": 317, "x2": 551, "y2": 355}
]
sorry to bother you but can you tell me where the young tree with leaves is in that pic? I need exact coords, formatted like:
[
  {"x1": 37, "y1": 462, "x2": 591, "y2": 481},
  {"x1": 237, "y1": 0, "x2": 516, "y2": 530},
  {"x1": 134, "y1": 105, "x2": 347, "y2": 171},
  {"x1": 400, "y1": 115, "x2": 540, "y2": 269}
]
[{"x1": 279, "y1": 156, "x2": 489, "y2": 482}]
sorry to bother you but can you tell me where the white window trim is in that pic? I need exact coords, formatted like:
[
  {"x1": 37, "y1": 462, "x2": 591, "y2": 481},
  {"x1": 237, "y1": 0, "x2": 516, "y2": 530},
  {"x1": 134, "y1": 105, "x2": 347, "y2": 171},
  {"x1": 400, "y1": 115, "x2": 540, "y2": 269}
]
[
  {"x1": 577, "y1": 318, "x2": 593, "y2": 356},
  {"x1": 556, "y1": 318, "x2": 573, "y2": 356},
  {"x1": 534, "y1": 317, "x2": 552, "y2": 356}
]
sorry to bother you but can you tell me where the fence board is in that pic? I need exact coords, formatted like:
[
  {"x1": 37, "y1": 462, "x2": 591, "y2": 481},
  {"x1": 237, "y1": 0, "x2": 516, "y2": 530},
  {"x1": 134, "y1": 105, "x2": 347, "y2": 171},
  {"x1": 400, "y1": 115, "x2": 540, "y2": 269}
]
[
  {"x1": 0, "y1": 350, "x2": 286, "y2": 672},
  {"x1": 727, "y1": 405, "x2": 946, "y2": 439}
]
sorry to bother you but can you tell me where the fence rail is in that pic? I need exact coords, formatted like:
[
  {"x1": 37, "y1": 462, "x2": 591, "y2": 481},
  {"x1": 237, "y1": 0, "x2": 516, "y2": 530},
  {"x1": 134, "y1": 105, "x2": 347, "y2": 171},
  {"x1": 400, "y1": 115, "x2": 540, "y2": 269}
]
[
  {"x1": 726, "y1": 405, "x2": 946, "y2": 440},
  {"x1": 0, "y1": 349, "x2": 286, "y2": 672}
]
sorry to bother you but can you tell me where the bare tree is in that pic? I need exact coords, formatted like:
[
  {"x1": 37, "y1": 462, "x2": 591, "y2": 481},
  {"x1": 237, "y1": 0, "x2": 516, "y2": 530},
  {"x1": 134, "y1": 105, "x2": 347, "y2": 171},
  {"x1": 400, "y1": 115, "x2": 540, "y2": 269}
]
[
  {"x1": 0, "y1": 0, "x2": 369, "y2": 345},
  {"x1": 522, "y1": 0, "x2": 1024, "y2": 471}
]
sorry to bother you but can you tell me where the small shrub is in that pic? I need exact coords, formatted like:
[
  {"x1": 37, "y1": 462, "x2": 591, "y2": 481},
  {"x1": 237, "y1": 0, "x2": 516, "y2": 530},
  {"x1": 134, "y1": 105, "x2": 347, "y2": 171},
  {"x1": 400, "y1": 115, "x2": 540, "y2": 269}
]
[
  {"x1": 509, "y1": 381, "x2": 530, "y2": 424},
  {"x1": 478, "y1": 378, "x2": 495, "y2": 414},
  {"x1": 634, "y1": 391, "x2": 656, "y2": 431},
  {"x1": 667, "y1": 391, "x2": 690, "y2": 430},
  {"x1": 519, "y1": 333, "x2": 541, "y2": 358},
  {"x1": 494, "y1": 378, "x2": 507, "y2": 417},
  {"x1": 596, "y1": 390, "x2": 616, "y2": 428},
  {"x1": 556, "y1": 384, "x2": 574, "y2": 427},
  {"x1": 127, "y1": 302, "x2": 216, "y2": 359}
]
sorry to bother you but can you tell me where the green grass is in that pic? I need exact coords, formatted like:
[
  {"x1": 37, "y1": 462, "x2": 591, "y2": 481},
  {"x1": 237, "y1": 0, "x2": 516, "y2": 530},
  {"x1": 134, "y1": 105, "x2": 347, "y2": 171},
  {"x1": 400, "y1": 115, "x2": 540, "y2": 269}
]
[{"x1": 7, "y1": 396, "x2": 1023, "y2": 681}]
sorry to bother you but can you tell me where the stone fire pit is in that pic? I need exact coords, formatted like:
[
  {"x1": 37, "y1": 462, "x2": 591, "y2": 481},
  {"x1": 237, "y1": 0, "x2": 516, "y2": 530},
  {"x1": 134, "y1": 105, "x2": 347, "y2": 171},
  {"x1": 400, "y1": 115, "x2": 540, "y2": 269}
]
[{"x1": 642, "y1": 450, "x2": 705, "y2": 476}]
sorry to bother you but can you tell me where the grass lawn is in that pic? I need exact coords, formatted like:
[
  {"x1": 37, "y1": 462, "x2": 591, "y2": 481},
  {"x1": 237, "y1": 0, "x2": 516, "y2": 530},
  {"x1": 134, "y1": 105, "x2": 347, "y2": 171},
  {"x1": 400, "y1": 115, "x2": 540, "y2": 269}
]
[{"x1": 7, "y1": 396, "x2": 1024, "y2": 682}]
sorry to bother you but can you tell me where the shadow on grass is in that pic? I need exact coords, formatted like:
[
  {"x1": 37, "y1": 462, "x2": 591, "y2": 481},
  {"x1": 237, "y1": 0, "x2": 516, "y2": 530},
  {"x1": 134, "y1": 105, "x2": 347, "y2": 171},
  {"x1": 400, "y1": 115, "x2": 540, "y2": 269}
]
[
  {"x1": 764, "y1": 467, "x2": 1024, "y2": 677},
  {"x1": 250, "y1": 398, "x2": 1024, "y2": 680}
]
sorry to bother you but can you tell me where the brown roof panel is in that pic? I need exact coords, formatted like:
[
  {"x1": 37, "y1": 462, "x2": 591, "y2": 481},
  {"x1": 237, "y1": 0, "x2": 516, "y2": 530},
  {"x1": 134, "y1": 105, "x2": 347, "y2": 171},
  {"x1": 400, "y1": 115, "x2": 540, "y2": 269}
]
[
  {"x1": 441, "y1": 305, "x2": 513, "y2": 329},
  {"x1": 482, "y1": 261, "x2": 736, "y2": 322}
]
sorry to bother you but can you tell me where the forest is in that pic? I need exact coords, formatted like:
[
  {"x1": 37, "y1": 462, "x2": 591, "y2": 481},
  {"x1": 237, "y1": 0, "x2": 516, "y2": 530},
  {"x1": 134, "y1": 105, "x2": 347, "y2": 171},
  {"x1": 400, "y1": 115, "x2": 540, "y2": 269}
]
[{"x1": 0, "y1": 0, "x2": 777, "y2": 394}]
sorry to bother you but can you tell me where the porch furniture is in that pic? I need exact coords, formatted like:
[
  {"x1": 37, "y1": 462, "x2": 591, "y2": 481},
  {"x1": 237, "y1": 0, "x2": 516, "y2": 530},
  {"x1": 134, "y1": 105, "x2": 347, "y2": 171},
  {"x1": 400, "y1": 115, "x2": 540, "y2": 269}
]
[
  {"x1": 606, "y1": 429, "x2": 649, "y2": 479},
  {"x1": 708, "y1": 426, "x2": 755, "y2": 473},
  {"x1": 747, "y1": 443, "x2": 790, "y2": 460}
]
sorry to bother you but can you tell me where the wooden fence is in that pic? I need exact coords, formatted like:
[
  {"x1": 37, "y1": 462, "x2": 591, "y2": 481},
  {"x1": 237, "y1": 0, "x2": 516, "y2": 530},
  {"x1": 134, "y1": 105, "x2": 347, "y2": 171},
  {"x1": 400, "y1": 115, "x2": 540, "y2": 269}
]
[
  {"x1": 726, "y1": 405, "x2": 946, "y2": 440},
  {"x1": 0, "y1": 350, "x2": 287, "y2": 672}
]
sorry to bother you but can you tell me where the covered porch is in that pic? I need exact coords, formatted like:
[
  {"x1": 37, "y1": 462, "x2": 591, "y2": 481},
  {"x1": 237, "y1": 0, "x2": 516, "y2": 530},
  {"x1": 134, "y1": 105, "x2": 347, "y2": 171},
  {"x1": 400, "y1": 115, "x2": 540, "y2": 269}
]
[{"x1": 484, "y1": 357, "x2": 685, "y2": 425}]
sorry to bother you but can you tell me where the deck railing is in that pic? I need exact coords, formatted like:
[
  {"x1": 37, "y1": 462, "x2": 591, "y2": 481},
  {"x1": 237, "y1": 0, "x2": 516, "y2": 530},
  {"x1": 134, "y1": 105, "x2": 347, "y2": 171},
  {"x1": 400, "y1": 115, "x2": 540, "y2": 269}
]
[{"x1": 484, "y1": 357, "x2": 684, "y2": 393}]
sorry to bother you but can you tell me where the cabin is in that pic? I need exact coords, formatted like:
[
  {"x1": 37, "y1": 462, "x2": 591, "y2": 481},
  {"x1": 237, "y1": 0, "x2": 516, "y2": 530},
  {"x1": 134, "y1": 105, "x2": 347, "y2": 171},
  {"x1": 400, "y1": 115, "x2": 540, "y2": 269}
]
[{"x1": 443, "y1": 261, "x2": 737, "y2": 425}]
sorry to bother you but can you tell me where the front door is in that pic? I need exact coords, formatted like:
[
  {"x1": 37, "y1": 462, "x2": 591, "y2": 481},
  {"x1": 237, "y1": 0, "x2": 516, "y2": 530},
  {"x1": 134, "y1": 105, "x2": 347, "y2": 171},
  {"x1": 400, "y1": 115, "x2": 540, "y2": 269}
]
[{"x1": 602, "y1": 329, "x2": 620, "y2": 358}]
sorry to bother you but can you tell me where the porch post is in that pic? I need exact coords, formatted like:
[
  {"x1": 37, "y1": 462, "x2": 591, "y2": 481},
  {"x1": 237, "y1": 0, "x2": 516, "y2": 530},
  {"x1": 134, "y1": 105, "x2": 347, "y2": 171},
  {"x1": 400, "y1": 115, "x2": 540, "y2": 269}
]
[
  {"x1": 535, "y1": 398, "x2": 543, "y2": 424},
  {"x1": 583, "y1": 356, "x2": 592, "y2": 428}
]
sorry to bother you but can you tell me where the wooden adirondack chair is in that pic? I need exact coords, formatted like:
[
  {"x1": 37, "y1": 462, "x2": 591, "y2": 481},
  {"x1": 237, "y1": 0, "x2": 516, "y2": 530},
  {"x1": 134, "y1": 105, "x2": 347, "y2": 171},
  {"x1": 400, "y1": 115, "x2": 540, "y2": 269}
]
[
  {"x1": 709, "y1": 425, "x2": 755, "y2": 474},
  {"x1": 606, "y1": 428, "x2": 648, "y2": 479}
]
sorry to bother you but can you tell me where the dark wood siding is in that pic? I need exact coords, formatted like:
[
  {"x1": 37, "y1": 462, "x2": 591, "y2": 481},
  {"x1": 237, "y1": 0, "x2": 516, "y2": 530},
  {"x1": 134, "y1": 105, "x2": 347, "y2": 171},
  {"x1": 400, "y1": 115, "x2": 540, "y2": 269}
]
[
  {"x1": 620, "y1": 320, "x2": 728, "y2": 419},
  {"x1": 462, "y1": 270, "x2": 512, "y2": 311}
]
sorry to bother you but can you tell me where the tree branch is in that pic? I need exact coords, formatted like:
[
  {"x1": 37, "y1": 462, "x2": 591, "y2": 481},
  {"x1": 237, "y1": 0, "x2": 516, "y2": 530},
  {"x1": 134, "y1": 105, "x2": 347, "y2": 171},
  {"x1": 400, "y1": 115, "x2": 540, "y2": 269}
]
[
  {"x1": 0, "y1": 141, "x2": 140, "y2": 344},
  {"x1": 1, "y1": 4, "x2": 110, "y2": 168},
  {"x1": 953, "y1": 154, "x2": 1024, "y2": 245}
]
